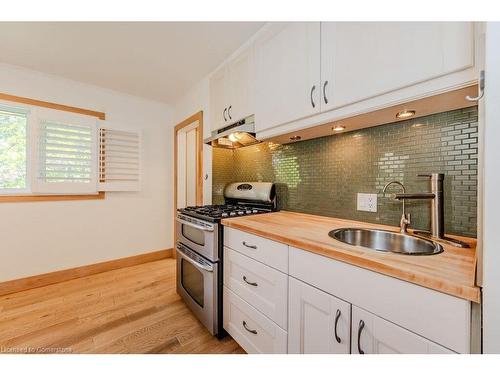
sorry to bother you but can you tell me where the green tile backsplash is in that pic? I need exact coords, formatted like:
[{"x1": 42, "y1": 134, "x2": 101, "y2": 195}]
[{"x1": 213, "y1": 107, "x2": 478, "y2": 237}]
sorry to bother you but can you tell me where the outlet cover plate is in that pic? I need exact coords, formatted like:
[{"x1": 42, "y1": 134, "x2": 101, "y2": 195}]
[{"x1": 357, "y1": 193, "x2": 378, "y2": 212}]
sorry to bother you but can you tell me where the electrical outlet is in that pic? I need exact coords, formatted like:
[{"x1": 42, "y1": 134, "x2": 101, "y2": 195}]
[{"x1": 357, "y1": 193, "x2": 378, "y2": 212}]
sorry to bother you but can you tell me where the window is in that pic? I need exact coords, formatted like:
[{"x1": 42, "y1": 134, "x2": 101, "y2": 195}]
[
  {"x1": 0, "y1": 104, "x2": 29, "y2": 192},
  {"x1": 0, "y1": 97, "x2": 141, "y2": 198},
  {"x1": 32, "y1": 108, "x2": 98, "y2": 194}
]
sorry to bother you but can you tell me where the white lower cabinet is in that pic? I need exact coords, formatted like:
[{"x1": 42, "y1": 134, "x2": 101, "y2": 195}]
[
  {"x1": 351, "y1": 306, "x2": 455, "y2": 354},
  {"x1": 288, "y1": 277, "x2": 351, "y2": 354},
  {"x1": 223, "y1": 228, "x2": 469, "y2": 354},
  {"x1": 224, "y1": 247, "x2": 288, "y2": 329},
  {"x1": 223, "y1": 287, "x2": 287, "y2": 354}
]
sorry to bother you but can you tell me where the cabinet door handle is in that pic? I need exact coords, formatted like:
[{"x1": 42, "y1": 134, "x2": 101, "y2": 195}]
[
  {"x1": 323, "y1": 80, "x2": 329, "y2": 104},
  {"x1": 242, "y1": 241, "x2": 257, "y2": 249},
  {"x1": 243, "y1": 276, "x2": 258, "y2": 287},
  {"x1": 228, "y1": 105, "x2": 232, "y2": 120},
  {"x1": 466, "y1": 70, "x2": 485, "y2": 101},
  {"x1": 310, "y1": 85, "x2": 316, "y2": 108},
  {"x1": 334, "y1": 309, "x2": 341, "y2": 343},
  {"x1": 357, "y1": 320, "x2": 365, "y2": 354},
  {"x1": 242, "y1": 320, "x2": 258, "y2": 335},
  {"x1": 223, "y1": 107, "x2": 227, "y2": 122}
]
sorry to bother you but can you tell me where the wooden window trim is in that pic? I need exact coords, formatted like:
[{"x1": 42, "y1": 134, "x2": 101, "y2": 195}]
[{"x1": 0, "y1": 92, "x2": 106, "y2": 203}]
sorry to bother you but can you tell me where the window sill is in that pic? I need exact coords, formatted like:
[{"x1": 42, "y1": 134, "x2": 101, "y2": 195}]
[{"x1": 0, "y1": 192, "x2": 105, "y2": 203}]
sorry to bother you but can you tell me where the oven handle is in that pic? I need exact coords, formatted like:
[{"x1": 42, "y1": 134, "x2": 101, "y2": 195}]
[
  {"x1": 176, "y1": 217, "x2": 214, "y2": 232},
  {"x1": 176, "y1": 245, "x2": 214, "y2": 272}
]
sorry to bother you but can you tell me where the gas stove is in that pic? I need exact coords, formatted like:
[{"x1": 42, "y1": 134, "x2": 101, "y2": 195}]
[
  {"x1": 175, "y1": 182, "x2": 277, "y2": 338},
  {"x1": 179, "y1": 204, "x2": 271, "y2": 222},
  {"x1": 177, "y1": 182, "x2": 277, "y2": 223}
]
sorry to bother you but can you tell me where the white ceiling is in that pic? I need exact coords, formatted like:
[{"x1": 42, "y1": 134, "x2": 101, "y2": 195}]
[{"x1": 0, "y1": 22, "x2": 265, "y2": 103}]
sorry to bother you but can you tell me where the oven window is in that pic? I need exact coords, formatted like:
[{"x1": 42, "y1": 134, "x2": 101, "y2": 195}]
[
  {"x1": 182, "y1": 224, "x2": 205, "y2": 246},
  {"x1": 181, "y1": 259, "x2": 204, "y2": 307}
]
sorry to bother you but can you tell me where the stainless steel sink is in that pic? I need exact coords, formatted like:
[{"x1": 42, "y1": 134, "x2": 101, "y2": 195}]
[{"x1": 329, "y1": 228, "x2": 443, "y2": 255}]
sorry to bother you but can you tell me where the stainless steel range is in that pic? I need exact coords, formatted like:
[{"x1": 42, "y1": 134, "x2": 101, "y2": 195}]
[{"x1": 176, "y1": 182, "x2": 277, "y2": 338}]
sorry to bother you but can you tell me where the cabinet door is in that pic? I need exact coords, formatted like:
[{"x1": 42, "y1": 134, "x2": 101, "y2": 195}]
[
  {"x1": 288, "y1": 277, "x2": 351, "y2": 354},
  {"x1": 351, "y1": 306, "x2": 455, "y2": 354},
  {"x1": 255, "y1": 22, "x2": 321, "y2": 132},
  {"x1": 209, "y1": 65, "x2": 229, "y2": 131},
  {"x1": 321, "y1": 22, "x2": 474, "y2": 111},
  {"x1": 228, "y1": 47, "x2": 254, "y2": 124}
]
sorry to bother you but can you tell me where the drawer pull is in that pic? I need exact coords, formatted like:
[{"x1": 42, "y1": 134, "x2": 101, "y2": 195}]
[
  {"x1": 357, "y1": 320, "x2": 365, "y2": 354},
  {"x1": 242, "y1": 320, "x2": 258, "y2": 335},
  {"x1": 243, "y1": 276, "x2": 258, "y2": 287},
  {"x1": 334, "y1": 309, "x2": 341, "y2": 343},
  {"x1": 242, "y1": 241, "x2": 257, "y2": 249}
]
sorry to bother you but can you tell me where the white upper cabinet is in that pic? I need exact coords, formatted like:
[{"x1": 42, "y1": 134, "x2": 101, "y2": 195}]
[
  {"x1": 320, "y1": 22, "x2": 474, "y2": 111},
  {"x1": 210, "y1": 47, "x2": 254, "y2": 132},
  {"x1": 209, "y1": 65, "x2": 229, "y2": 131},
  {"x1": 288, "y1": 277, "x2": 351, "y2": 354},
  {"x1": 227, "y1": 47, "x2": 254, "y2": 125},
  {"x1": 254, "y1": 23, "x2": 321, "y2": 132},
  {"x1": 351, "y1": 306, "x2": 454, "y2": 354}
]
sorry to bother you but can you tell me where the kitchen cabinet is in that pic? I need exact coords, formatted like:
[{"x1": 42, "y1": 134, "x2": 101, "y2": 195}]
[
  {"x1": 320, "y1": 22, "x2": 474, "y2": 111},
  {"x1": 351, "y1": 306, "x2": 454, "y2": 354},
  {"x1": 289, "y1": 245, "x2": 471, "y2": 353},
  {"x1": 223, "y1": 227, "x2": 289, "y2": 353},
  {"x1": 224, "y1": 226, "x2": 288, "y2": 273},
  {"x1": 288, "y1": 277, "x2": 351, "y2": 354},
  {"x1": 224, "y1": 247, "x2": 288, "y2": 329},
  {"x1": 209, "y1": 65, "x2": 228, "y2": 131},
  {"x1": 222, "y1": 227, "x2": 472, "y2": 354},
  {"x1": 223, "y1": 287, "x2": 288, "y2": 354},
  {"x1": 210, "y1": 47, "x2": 254, "y2": 132},
  {"x1": 254, "y1": 22, "x2": 321, "y2": 132},
  {"x1": 253, "y1": 22, "x2": 477, "y2": 139}
]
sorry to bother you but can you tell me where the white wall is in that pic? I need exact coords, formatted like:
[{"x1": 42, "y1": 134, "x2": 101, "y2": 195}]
[
  {"x1": 0, "y1": 63, "x2": 174, "y2": 282},
  {"x1": 483, "y1": 22, "x2": 500, "y2": 354},
  {"x1": 172, "y1": 77, "x2": 213, "y2": 205}
]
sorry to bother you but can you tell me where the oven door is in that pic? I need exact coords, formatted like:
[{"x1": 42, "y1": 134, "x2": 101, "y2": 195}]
[
  {"x1": 176, "y1": 242, "x2": 218, "y2": 335},
  {"x1": 176, "y1": 213, "x2": 218, "y2": 261}
]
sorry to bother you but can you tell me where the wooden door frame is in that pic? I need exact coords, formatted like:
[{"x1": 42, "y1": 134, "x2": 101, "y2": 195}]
[{"x1": 173, "y1": 111, "x2": 204, "y2": 238}]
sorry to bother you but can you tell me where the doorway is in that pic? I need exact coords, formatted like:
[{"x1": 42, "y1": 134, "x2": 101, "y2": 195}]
[{"x1": 174, "y1": 111, "x2": 204, "y2": 219}]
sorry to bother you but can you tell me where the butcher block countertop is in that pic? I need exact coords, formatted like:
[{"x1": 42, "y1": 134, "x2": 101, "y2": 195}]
[{"x1": 221, "y1": 211, "x2": 479, "y2": 303}]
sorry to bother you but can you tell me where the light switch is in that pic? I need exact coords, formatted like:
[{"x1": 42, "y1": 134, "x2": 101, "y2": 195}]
[{"x1": 357, "y1": 193, "x2": 378, "y2": 212}]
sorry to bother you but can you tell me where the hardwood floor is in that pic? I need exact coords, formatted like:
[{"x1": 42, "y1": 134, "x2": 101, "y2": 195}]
[{"x1": 0, "y1": 259, "x2": 245, "y2": 354}]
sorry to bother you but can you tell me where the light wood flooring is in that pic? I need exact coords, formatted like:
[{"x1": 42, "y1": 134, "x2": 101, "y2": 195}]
[{"x1": 0, "y1": 259, "x2": 245, "y2": 354}]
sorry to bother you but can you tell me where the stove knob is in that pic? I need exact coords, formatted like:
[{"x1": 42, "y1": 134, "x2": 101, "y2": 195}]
[
  {"x1": 230, "y1": 212, "x2": 236, "y2": 216},
  {"x1": 252, "y1": 209, "x2": 258, "y2": 213},
  {"x1": 237, "y1": 211, "x2": 244, "y2": 215},
  {"x1": 222, "y1": 212, "x2": 228, "y2": 217}
]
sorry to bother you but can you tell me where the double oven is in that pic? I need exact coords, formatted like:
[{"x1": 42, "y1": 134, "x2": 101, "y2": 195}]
[
  {"x1": 176, "y1": 213, "x2": 223, "y2": 337},
  {"x1": 175, "y1": 182, "x2": 277, "y2": 338}
]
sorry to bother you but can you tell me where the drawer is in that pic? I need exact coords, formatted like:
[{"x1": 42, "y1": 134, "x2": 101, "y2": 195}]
[
  {"x1": 224, "y1": 247, "x2": 288, "y2": 329},
  {"x1": 224, "y1": 227, "x2": 288, "y2": 272},
  {"x1": 223, "y1": 287, "x2": 288, "y2": 354}
]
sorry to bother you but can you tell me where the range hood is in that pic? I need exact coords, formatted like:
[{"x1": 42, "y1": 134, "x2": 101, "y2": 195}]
[{"x1": 204, "y1": 115, "x2": 260, "y2": 149}]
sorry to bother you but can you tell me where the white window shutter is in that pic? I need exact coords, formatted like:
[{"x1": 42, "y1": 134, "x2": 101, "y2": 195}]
[
  {"x1": 31, "y1": 108, "x2": 98, "y2": 194},
  {"x1": 98, "y1": 123, "x2": 141, "y2": 191}
]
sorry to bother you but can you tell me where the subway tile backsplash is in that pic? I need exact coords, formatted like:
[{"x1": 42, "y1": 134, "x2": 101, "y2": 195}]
[{"x1": 213, "y1": 107, "x2": 478, "y2": 237}]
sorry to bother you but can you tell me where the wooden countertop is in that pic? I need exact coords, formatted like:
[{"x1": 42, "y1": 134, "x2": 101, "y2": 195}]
[{"x1": 222, "y1": 211, "x2": 479, "y2": 303}]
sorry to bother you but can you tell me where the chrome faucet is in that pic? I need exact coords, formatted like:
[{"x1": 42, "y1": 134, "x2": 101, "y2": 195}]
[
  {"x1": 385, "y1": 173, "x2": 470, "y2": 248},
  {"x1": 383, "y1": 181, "x2": 411, "y2": 234}
]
